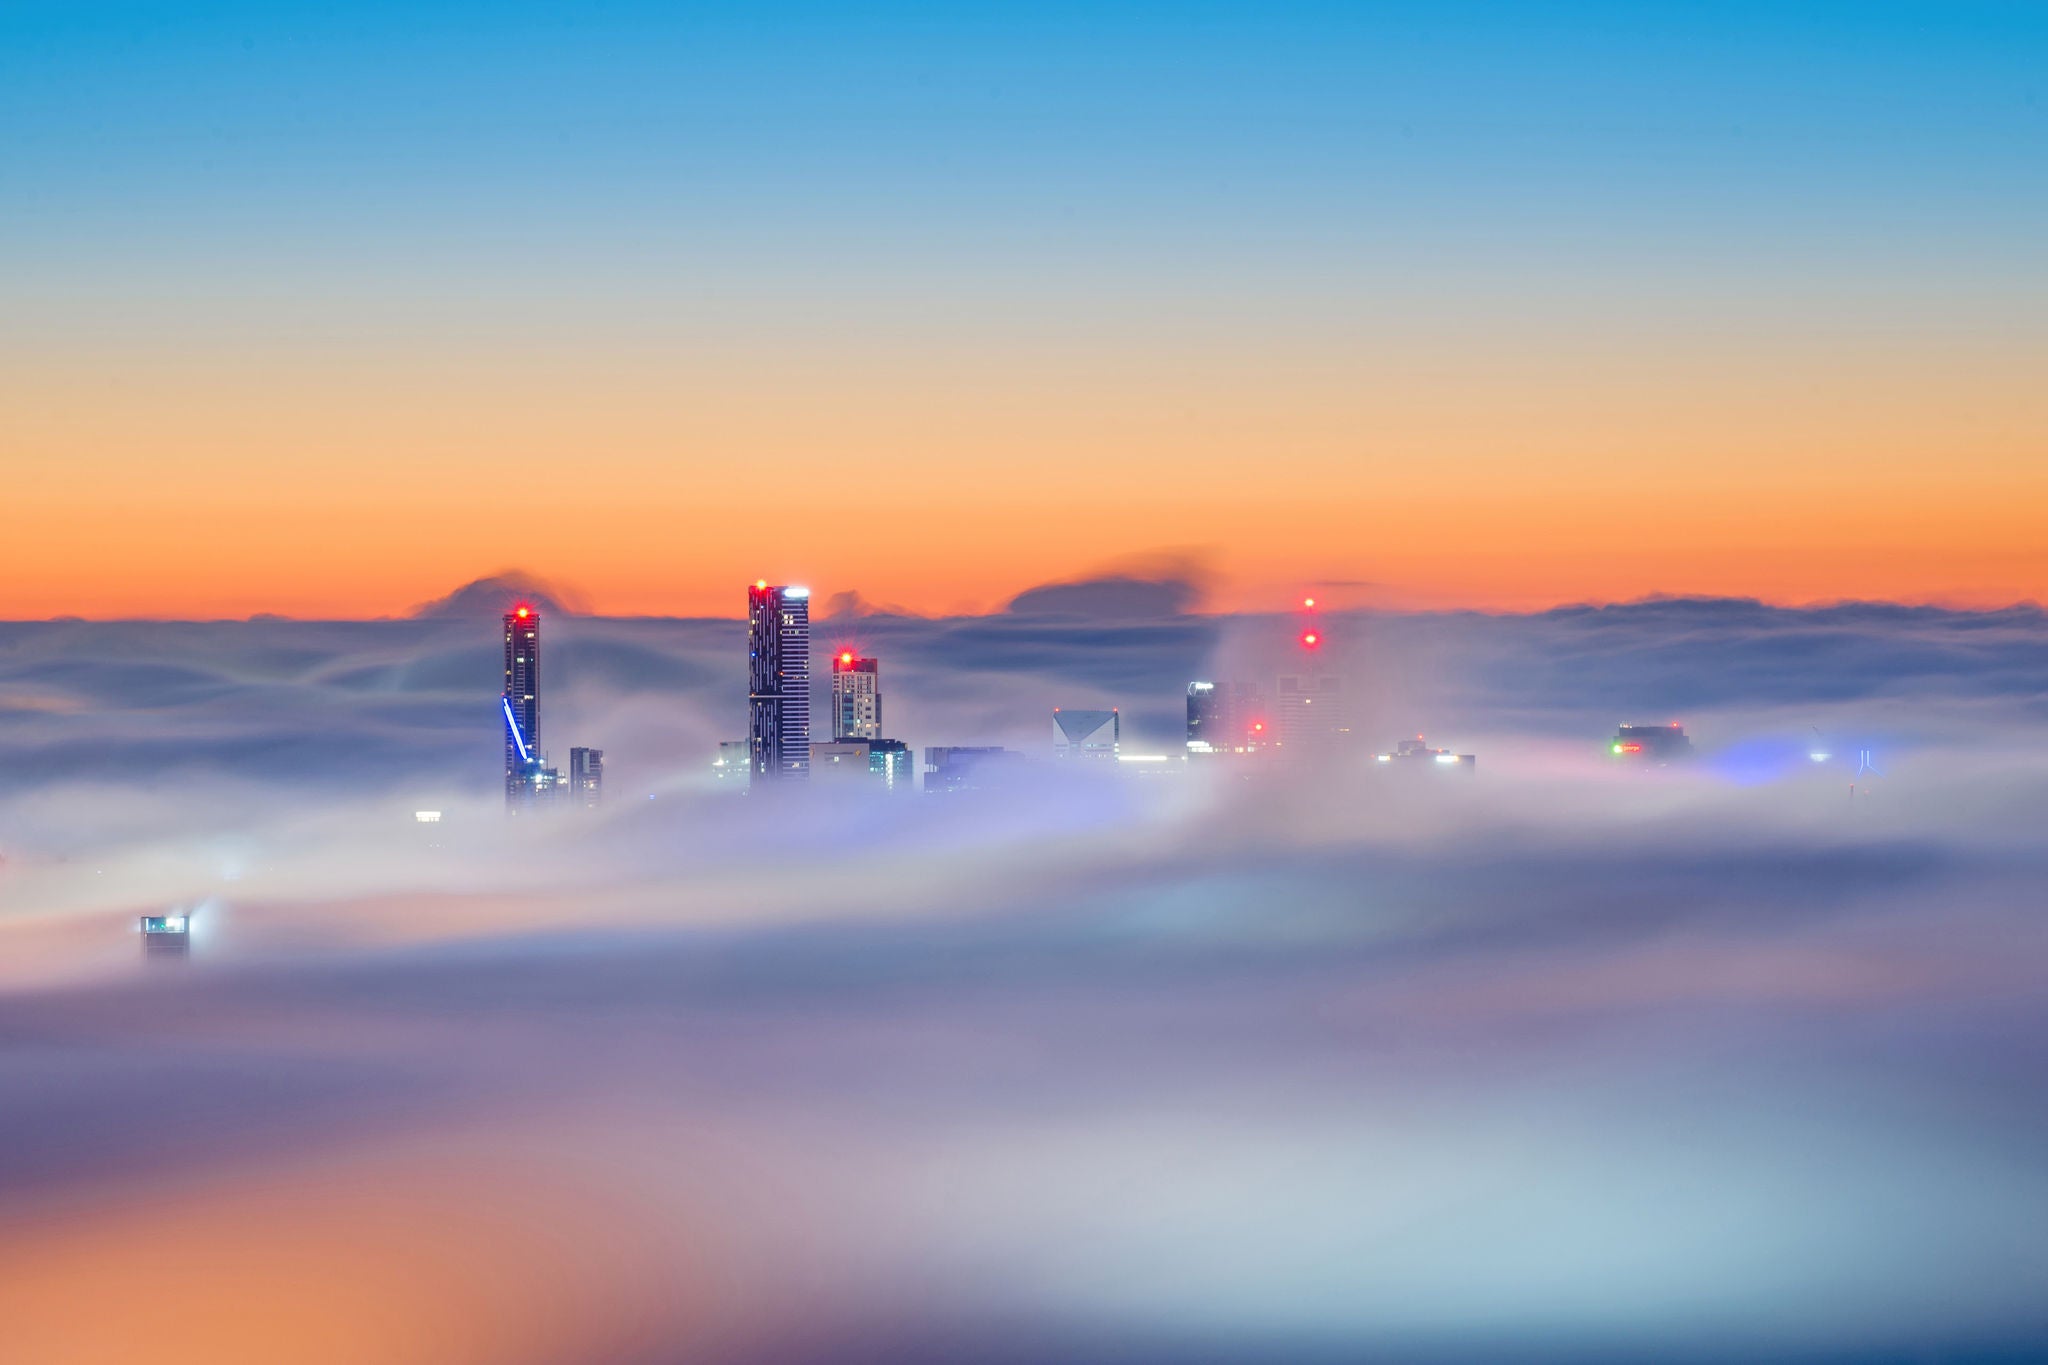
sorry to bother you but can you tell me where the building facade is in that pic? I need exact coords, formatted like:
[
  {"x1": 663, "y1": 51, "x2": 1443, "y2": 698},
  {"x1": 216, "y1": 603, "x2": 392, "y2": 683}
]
[
  {"x1": 748, "y1": 583, "x2": 812, "y2": 779},
  {"x1": 868, "y1": 738, "x2": 914, "y2": 790},
  {"x1": 810, "y1": 740, "x2": 874, "y2": 781},
  {"x1": 831, "y1": 652, "x2": 881, "y2": 740},
  {"x1": 809, "y1": 737, "x2": 914, "y2": 790}
]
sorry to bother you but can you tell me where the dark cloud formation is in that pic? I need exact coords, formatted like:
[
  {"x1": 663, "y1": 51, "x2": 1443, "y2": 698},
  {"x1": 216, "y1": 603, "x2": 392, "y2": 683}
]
[
  {"x1": 1006, "y1": 574, "x2": 1203, "y2": 620},
  {"x1": 2, "y1": 590, "x2": 2047, "y2": 1362},
  {"x1": 1005, "y1": 551, "x2": 1215, "y2": 618},
  {"x1": 407, "y1": 570, "x2": 591, "y2": 619}
]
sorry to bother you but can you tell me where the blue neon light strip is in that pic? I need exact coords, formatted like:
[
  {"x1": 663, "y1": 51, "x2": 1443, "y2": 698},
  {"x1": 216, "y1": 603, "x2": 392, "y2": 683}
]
[{"x1": 502, "y1": 695, "x2": 532, "y2": 762}]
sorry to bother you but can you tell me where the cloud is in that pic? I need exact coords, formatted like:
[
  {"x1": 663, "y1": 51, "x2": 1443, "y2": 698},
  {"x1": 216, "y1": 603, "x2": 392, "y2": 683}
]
[
  {"x1": 2, "y1": 595, "x2": 2048, "y2": 1361},
  {"x1": 407, "y1": 570, "x2": 592, "y2": 620},
  {"x1": 1004, "y1": 551, "x2": 1216, "y2": 619}
]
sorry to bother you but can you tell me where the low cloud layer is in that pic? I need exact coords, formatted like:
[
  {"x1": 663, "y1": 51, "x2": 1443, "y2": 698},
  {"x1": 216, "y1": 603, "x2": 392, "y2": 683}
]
[{"x1": 2, "y1": 590, "x2": 2046, "y2": 1362}]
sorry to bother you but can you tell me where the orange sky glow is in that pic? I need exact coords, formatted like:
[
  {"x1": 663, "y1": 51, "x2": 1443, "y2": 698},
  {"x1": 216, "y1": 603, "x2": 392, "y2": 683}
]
[{"x1": 5, "y1": 322, "x2": 2043, "y2": 619}]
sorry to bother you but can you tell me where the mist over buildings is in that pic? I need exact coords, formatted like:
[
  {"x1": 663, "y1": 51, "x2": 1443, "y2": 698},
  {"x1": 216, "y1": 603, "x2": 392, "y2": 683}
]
[{"x1": 2, "y1": 579, "x2": 2047, "y2": 1362}]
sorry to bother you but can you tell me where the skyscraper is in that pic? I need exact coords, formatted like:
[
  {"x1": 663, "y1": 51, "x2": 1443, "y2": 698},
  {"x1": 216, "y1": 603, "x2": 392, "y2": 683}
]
[
  {"x1": 748, "y1": 582, "x2": 812, "y2": 780},
  {"x1": 503, "y1": 605, "x2": 541, "y2": 806},
  {"x1": 568, "y1": 747, "x2": 604, "y2": 807},
  {"x1": 831, "y1": 651, "x2": 881, "y2": 740}
]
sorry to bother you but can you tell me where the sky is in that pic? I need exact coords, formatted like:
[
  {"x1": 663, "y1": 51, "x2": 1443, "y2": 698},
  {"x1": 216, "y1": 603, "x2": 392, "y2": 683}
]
[
  {"x1": 4, "y1": 1, "x2": 2046, "y2": 618},
  {"x1": 4, "y1": 589, "x2": 2048, "y2": 1361}
]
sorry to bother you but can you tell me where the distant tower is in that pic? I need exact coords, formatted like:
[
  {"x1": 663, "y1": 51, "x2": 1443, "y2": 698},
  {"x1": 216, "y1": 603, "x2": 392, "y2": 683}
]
[
  {"x1": 503, "y1": 605, "x2": 541, "y2": 805},
  {"x1": 568, "y1": 747, "x2": 604, "y2": 807},
  {"x1": 831, "y1": 651, "x2": 881, "y2": 740},
  {"x1": 748, "y1": 582, "x2": 812, "y2": 779}
]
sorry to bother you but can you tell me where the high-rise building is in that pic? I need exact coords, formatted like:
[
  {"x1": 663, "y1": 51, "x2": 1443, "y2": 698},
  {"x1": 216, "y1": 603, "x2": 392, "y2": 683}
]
[
  {"x1": 1276, "y1": 674, "x2": 1347, "y2": 752},
  {"x1": 831, "y1": 651, "x2": 881, "y2": 740},
  {"x1": 503, "y1": 605, "x2": 542, "y2": 806},
  {"x1": 569, "y1": 747, "x2": 604, "y2": 807},
  {"x1": 748, "y1": 582, "x2": 812, "y2": 780},
  {"x1": 1053, "y1": 708, "x2": 1119, "y2": 759}
]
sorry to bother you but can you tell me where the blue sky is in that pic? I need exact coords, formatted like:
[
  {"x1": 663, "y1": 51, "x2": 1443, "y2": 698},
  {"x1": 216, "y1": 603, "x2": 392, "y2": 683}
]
[{"x1": 7, "y1": 1, "x2": 2045, "y2": 275}]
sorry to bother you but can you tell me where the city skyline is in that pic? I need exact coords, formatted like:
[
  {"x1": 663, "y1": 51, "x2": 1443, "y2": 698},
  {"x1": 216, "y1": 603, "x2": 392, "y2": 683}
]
[
  {"x1": 5, "y1": 550, "x2": 2046, "y2": 1363},
  {"x1": 5, "y1": 4, "x2": 2046, "y2": 1361}
]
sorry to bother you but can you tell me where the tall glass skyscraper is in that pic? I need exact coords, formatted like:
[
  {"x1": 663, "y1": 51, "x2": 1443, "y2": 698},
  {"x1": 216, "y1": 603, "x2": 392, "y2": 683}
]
[
  {"x1": 831, "y1": 651, "x2": 881, "y2": 740},
  {"x1": 748, "y1": 583, "x2": 812, "y2": 779},
  {"x1": 503, "y1": 605, "x2": 541, "y2": 805}
]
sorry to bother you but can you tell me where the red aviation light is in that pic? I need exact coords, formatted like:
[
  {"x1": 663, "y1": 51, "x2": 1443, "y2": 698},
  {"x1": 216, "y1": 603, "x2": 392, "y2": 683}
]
[
  {"x1": 1301, "y1": 630, "x2": 1319, "y2": 649},
  {"x1": 1303, "y1": 596, "x2": 1316, "y2": 609},
  {"x1": 841, "y1": 651, "x2": 854, "y2": 665},
  {"x1": 515, "y1": 606, "x2": 530, "y2": 619}
]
